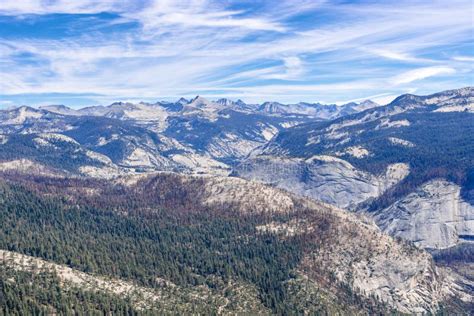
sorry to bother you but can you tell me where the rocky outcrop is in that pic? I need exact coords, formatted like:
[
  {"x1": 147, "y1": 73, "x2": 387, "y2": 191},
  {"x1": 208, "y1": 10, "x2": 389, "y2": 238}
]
[
  {"x1": 373, "y1": 179, "x2": 474, "y2": 249},
  {"x1": 298, "y1": 209, "x2": 472, "y2": 314},
  {"x1": 234, "y1": 155, "x2": 409, "y2": 210}
]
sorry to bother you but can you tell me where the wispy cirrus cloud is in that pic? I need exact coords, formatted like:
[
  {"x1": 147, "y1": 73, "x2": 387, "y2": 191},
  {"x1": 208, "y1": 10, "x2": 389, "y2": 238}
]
[
  {"x1": 391, "y1": 66, "x2": 457, "y2": 85},
  {"x1": 452, "y1": 56, "x2": 474, "y2": 62},
  {"x1": 0, "y1": 0, "x2": 472, "y2": 106}
]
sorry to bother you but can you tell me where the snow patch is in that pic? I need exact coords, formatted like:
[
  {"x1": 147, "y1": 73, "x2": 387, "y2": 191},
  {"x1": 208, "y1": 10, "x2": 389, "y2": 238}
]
[
  {"x1": 97, "y1": 134, "x2": 120, "y2": 146},
  {"x1": 33, "y1": 137, "x2": 55, "y2": 149},
  {"x1": 328, "y1": 112, "x2": 380, "y2": 131},
  {"x1": 280, "y1": 121, "x2": 301, "y2": 128},
  {"x1": 326, "y1": 130, "x2": 349, "y2": 140},
  {"x1": 306, "y1": 135, "x2": 320, "y2": 146}
]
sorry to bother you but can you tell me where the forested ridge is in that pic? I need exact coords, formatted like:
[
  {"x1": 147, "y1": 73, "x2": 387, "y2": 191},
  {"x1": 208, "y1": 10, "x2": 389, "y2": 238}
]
[
  {"x1": 0, "y1": 265, "x2": 138, "y2": 315},
  {"x1": 0, "y1": 174, "x2": 394, "y2": 315}
]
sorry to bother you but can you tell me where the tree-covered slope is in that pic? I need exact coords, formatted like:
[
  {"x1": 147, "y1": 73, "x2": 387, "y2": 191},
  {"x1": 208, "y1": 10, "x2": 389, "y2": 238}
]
[{"x1": 0, "y1": 173, "x2": 471, "y2": 314}]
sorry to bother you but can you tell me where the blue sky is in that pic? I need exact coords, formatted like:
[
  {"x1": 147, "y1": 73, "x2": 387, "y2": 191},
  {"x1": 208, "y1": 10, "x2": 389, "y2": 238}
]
[{"x1": 0, "y1": 0, "x2": 473, "y2": 107}]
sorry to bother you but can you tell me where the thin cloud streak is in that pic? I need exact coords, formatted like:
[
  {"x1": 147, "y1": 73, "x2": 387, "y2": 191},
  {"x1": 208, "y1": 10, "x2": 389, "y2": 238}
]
[{"x1": 391, "y1": 67, "x2": 457, "y2": 85}]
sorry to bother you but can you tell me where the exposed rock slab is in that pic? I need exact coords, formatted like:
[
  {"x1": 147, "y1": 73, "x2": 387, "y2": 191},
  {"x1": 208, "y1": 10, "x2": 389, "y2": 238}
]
[
  {"x1": 374, "y1": 179, "x2": 474, "y2": 249},
  {"x1": 235, "y1": 155, "x2": 408, "y2": 210}
]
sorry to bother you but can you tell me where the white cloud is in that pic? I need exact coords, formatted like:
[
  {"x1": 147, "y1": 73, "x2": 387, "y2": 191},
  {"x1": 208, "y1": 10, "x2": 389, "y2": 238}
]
[
  {"x1": 0, "y1": 0, "x2": 285, "y2": 32},
  {"x1": 452, "y1": 56, "x2": 474, "y2": 62},
  {"x1": 391, "y1": 66, "x2": 456, "y2": 85},
  {"x1": 370, "y1": 49, "x2": 415, "y2": 61},
  {"x1": 365, "y1": 48, "x2": 436, "y2": 63},
  {"x1": 258, "y1": 56, "x2": 305, "y2": 80},
  {"x1": 281, "y1": 56, "x2": 304, "y2": 78},
  {"x1": 0, "y1": 0, "x2": 472, "y2": 103}
]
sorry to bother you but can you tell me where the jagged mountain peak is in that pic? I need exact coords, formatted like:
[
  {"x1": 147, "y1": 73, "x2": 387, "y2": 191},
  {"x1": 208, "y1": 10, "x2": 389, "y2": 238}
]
[
  {"x1": 108, "y1": 101, "x2": 139, "y2": 109},
  {"x1": 359, "y1": 99, "x2": 379, "y2": 106},
  {"x1": 355, "y1": 99, "x2": 379, "y2": 109},
  {"x1": 214, "y1": 98, "x2": 251, "y2": 109},
  {"x1": 188, "y1": 95, "x2": 214, "y2": 108},
  {"x1": 258, "y1": 101, "x2": 287, "y2": 114},
  {"x1": 176, "y1": 97, "x2": 189, "y2": 105},
  {"x1": 215, "y1": 98, "x2": 236, "y2": 106},
  {"x1": 154, "y1": 101, "x2": 184, "y2": 112}
]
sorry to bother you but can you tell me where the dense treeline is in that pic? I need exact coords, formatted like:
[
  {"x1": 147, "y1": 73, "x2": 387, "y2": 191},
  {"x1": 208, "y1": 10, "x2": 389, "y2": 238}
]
[
  {"x1": 0, "y1": 265, "x2": 138, "y2": 315},
  {"x1": 0, "y1": 179, "x2": 300, "y2": 313}
]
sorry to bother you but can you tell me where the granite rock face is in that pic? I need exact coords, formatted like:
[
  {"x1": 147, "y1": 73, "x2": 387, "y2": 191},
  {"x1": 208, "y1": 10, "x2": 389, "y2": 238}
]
[
  {"x1": 235, "y1": 155, "x2": 409, "y2": 210},
  {"x1": 374, "y1": 179, "x2": 474, "y2": 249}
]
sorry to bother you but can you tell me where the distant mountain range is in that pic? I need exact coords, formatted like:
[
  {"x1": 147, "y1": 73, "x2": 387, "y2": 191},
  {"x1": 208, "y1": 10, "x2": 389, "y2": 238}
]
[
  {"x1": 36, "y1": 97, "x2": 380, "y2": 120},
  {"x1": 0, "y1": 96, "x2": 380, "y2": 175}
]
